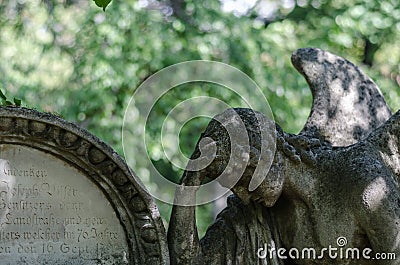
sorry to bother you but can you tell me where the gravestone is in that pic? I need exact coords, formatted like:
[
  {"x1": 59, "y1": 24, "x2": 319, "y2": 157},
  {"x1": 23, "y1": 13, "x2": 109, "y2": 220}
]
[{"x1": 0, "y1": 107, "x2": 169, "y2": 265}]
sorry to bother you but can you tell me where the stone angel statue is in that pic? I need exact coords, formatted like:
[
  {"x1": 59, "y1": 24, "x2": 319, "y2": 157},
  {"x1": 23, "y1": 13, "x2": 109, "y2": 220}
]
[{"x1": 168, "y1": 48, "x2": 400, "y2": 265}]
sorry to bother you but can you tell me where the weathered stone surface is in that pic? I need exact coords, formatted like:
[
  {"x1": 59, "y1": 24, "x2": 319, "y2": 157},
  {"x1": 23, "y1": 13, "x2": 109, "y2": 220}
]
[
  {"x1": 0, "y1": 107, "x2": 169, "y2": 265},
  {"x1": 0, "y1": 145, "x2": 128, "y2": 264},
  {"x1": 168, "y1": 48, "x2": 400, "y2": 265},
  {"x1": 292, "y1": 47, "x2": 392, "y2": 146}
]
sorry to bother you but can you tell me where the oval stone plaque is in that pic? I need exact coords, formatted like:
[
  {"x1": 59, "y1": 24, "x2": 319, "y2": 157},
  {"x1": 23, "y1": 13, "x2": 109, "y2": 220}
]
[{"x1": 0, "y1": 107, "x2": 168, "y2": 265}]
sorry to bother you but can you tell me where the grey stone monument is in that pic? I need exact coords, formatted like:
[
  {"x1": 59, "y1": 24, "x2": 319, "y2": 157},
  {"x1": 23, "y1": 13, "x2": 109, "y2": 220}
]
[
  {"x1": 2, "y1": 47, "x2": 399, "y2": 265},
  {"x1": 0, "y1": 107, "x2": 169, "y2": 265},
  {"x1": 168, "y1": 48, "x2": 400, "y2": 265}
]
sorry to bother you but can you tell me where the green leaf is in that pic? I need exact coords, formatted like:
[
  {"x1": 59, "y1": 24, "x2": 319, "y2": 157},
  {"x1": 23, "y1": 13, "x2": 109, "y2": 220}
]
[
  {"x1": 0, "y1": 90, "x2": 6, "y2": 100},
  {"x1": 5, "y1": 100, "x2": 13, "y2": 106},
  {"x1": 93, "y1": 0, "x2": 111, "y2": 11},
  {"x1": 14, "y1": 97, "x2": 22, "y2": 106}
]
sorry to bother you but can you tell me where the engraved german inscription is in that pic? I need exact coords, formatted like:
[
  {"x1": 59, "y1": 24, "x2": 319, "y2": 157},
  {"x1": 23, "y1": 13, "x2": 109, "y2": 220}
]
[{"x1": 0, "y1": 145, "x2": 129, "y2": 265}]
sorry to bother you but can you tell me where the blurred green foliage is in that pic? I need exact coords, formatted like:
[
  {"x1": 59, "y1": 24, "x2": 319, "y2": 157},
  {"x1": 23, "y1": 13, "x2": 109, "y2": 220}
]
[
  {"x1": 1, "y1": 0, "x2": 400, "y2": 236},
  {"x1": 0, "y1": 89, "x2": 22, "y2": 106}
]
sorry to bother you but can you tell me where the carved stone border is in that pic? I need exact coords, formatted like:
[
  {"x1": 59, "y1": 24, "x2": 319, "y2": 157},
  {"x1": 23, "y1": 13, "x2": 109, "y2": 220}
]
[{"x1": 0, "y1": 107, "x2": 169, "y2": 265}]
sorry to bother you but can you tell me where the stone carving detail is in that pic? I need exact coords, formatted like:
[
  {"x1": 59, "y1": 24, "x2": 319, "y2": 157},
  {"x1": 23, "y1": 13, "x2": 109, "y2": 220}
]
[
  {"x1": 291, "y1": 48, "x2": 392, "y2": 146},
  {"x1": 168, "y1": 48, "x2": 400, "y2": 265},
  {"x1": 0, "y1": 107, "x2": 169, "y2": 265}
]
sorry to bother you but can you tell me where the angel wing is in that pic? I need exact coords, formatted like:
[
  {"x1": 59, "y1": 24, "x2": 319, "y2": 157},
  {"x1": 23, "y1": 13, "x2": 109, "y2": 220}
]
[
  {"x1": 291, "y1": 48, "x2": 392, "y2": 147},
  {"x1": 367, "y1": 110, "x2": 400, "y2": 178}
]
